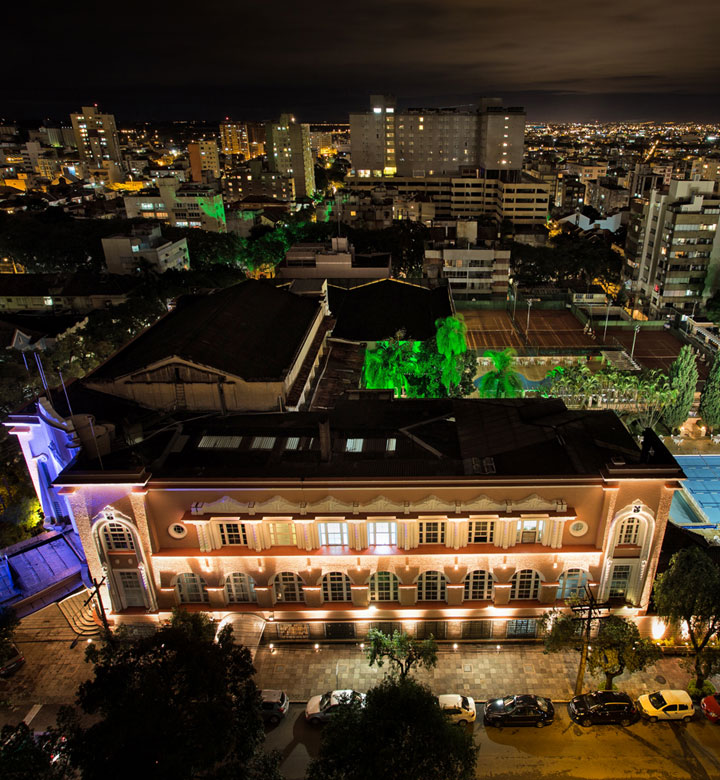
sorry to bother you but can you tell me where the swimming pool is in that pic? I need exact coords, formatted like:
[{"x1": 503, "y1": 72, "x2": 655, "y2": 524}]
[{"x1": 671, "y1": 455, "x2": 720, "y2": 530}]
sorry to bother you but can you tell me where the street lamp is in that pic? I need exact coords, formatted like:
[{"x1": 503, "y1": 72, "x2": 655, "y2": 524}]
[
  {"x1": 603, "y1": 299, "x2": 612, "y2": 341},
  {"x1": 630, "y1": 323, "x2": 641, "y2": 361},
  {"x1": 526, "y1": 298, "x2": 533, "y2": 336},
  {"x1": 512, "y1": 281, "x2": 518, "y2": 322}
]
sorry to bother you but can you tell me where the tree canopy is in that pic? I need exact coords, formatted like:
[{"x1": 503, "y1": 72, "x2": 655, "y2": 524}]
[
  {"x1": 654, "y1": 546, "x2": 720, "y2": 689},
  {"x1": 477, "y1": 348, "x2": 523, "y2": 398},
  {"x1": 307, "y1": 676, "x2": 477, "y2": 780},
  {"x1": 663, "y1": 345, "x2": 698, "y2": 432},
  {"x1": 699, "y1": 354, "x2": 720, "y2": 433},
  {"x1": 365, "y1": 628, "x2": 438, "y2": 679},
  {"x1": 57, "y1": 609, "x2": 272, "y2": 780},
  {"x1": 585, "y1": 616, "x2": 660, "y2": 690}
]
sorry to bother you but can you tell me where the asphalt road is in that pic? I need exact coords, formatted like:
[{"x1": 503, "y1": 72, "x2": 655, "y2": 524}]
[{"x1": 264, "y1": 703, "x2": 720, "y2": 780}]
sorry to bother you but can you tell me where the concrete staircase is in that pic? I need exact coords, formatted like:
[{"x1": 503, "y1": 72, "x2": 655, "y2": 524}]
[
  {"x1": 57, "y1": 588, "x2": 102, "y2": 637},
  {"x1": 602, "y1": 349, "x2": 639, "y2": 371}
]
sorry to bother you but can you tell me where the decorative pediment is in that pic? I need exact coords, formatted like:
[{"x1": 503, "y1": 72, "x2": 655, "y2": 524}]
[
  {"x1": 506, "y1": 494, "x2": 565, "y2": 513},
  {"x1": 91, "y1": 505, "x2": 135, "y2": 526}
]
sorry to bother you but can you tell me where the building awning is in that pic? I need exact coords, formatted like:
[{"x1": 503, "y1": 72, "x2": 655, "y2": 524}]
[{"x1": 218, "y1": 613, "x2": 267, "y2": 657}]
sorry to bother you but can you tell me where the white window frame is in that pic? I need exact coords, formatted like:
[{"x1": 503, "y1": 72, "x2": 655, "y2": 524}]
[
  {"x1": 345, "y1": 438, "x2": 364, "y2": 453},
  {"x1": 367, "y1": 521, "x2": 397, "y2": 546},
  {"x1": 219, "y1": 522, "x2": 249, "y2": 546},
  {"x1": 510, "y1": 569, "x2": 541, "y2": 600},
  {"x1": 467, "y1": 520, "x2": 495, "y2": 544},
  {"x1": 463, "y1": 570, "x2": 493, "y2": 600},
  {"x1": 102, "y1": 522, "x2": 135, "y2": 551},
  {"x1": 322, "y1": 571, "x2": 352, "y2": 602},
  {"x1": 368, "y1": 571, "x2": 399, "y2": 602},
  {"x1": 417, "y1": 571, "x2": 447, "y2": 601},
  {"x1": 557, "y1": 568, "x2": 590, "y2": 600},
  {"x1": 418, "y1": 520, "x2": 445, "y2": 544},
  {"x1": 176, "y1": 573, "x2": 209, "y2": 603},
  {"x1": 618, "y1": 516, "x2": 640, "y2": 545},
  {"x1": 609, "y1": 564, "x2": 633, "y2": 598},
  {"x1": 268, "y1": 522, "x2": 297, "y2": 546},
  {"x1": 225, "y1": 573, "x2": 257, "y2": 603},
  {"x1": 273, "y1": 572, "x2": 304, "y2": 602},
  {"x1": 516, "y1": 518, "x2": 544, "y2": 544},
  {"x1": 318, "y1": 522, "x2": 349, "y2": 546}
]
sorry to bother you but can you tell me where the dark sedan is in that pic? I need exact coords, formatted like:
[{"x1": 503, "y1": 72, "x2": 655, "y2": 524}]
[
  {"x1": 483, "y1": 694, "x2": 555, "y2": 728},
  {"x1": 568, "y1": 691, "x2": 637, "y2": 727}
]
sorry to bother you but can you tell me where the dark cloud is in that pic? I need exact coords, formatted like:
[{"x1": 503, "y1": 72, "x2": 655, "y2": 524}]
[{"x1": 2, "y1": 0, "x2": 719, "y2": 121}]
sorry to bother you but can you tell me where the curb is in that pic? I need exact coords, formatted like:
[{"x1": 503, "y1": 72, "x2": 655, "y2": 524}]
[{"x1": 288, "y1": 698, "x2": 575, "y2": 705}]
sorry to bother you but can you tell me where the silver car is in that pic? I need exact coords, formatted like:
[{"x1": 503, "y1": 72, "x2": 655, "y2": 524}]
[{"x1": 305, "y1": 689, "x2": 366, "y2": 725}]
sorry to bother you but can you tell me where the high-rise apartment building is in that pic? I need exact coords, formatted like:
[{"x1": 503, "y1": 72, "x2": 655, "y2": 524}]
[
  {"x1": 70, "y1": 105, "x2": 123, "y2": 168},
  {"x1": 350, "y1": 95, "x2": 525, "y2": 178},
  {"x1": 188, "y1": 140, "x2": 221, "y2": 181},
  {"x1": 220, "y1": 121, "x2": 250, "y2": 159},
  {"x1": 265, "y1": 114, "x2": 315, "y2": 198},
  {"x1": 625, "y1": 180, "x2": 720, "y2": 315}
]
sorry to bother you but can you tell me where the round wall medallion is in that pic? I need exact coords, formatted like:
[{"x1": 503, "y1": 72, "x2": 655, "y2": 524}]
[
  {"x1": 569, "y1": 520, "x2": 588, "y2": 537},
  {"x1": 168, "y1": 523, "x2": 188, "y2": 540}
]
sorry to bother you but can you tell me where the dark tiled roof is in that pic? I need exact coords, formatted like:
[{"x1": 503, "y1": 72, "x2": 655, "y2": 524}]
[
  {"x1": 88, "y1": 280, "x2": 321, "y2": 382},
  {"x1": 328, "y1": 279, "x2": 452, "y2": 341}
]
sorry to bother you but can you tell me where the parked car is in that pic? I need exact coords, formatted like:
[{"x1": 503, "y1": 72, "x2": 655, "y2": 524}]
[
  {"x1": 0, "y1": 644, "x2": 25, "y2": 677},
  {"x1": 438, "y1": 694, "x2": 477, "y2": 725},
  {"x1": 700, "y1": 694, "x2": 720, "y2": 723},
  {"x1": 636, "y1": 690, "x2": 694, "y2": 722},
  {"x1": 483, "y1": 694, "x2": 555, "y2": 728},
  {"x1": 261, "y1": 689, "x2": 289, "y2": 725},
  {"x1": 305, "y1": 689, "x2": 366, "y2": 725},
  {"x1": 568, "y1": 691, "x2": 637, "y2": 727}
]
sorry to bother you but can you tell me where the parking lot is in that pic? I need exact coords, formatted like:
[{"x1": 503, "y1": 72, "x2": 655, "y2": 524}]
[{"x1": 265, "y1": 703, "x2": 720, "y2": 780}]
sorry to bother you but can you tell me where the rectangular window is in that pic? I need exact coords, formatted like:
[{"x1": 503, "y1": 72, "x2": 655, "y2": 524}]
[
  {"x1": 345, "y1": 438, "x2": 364, "y2": 452},
  {"x1": 371, "y1": 621, "x2": 402, "y2": 636},
  {"x1": 268, "y1": 523, "x2": 297, "y2": 546},
  {"x1": 386, "y1": 437, "x2": 397, "y2": 452},
  {"x1": 367, "y1": 522, "x2": 397, "y2": 546},
  {"x1": 506, "y1": 619, "x2": 537, "y2": 639},
  {"x1": 419, "y1": 521, "x2": 445, "y2": 544},
  {"x1": 462, "y1": 620, "x2": 493, "y2": 639},
  {"x1": 609, "y1": 564, "x2": 632, "y2": 598},
  {"x1": 285, "y1": 437, "x2": 300, "y2": 450},
  {"x1": 468, "y1": 520, "x2": 495, "y2": 544},
  {"x1": 325, "y1": 623, "x2": 356, "y2": 639},
  {"x1": 276, "y1": 623, "x2": 309, "y2": 640},
  {"x1": 517, "y1": 518, "x2": 544, "y2": 544},
  {"x1": 219, "y1": 522, "x2": 248, "y2": 546},
  {"x1": 318, "y1": 522, "x2": 348, "y2": 546},
  {"x1": 416, "y1": 621, "x2": 446, "y2": 640},
  {"x1": 251, "y1": 436, "x2": 276, "y2": 450}
]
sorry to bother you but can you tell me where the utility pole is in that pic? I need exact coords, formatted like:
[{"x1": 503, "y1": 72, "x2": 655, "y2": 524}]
[
  {"x1": 526, "y1": 298, "x2": 533, "y2": 336},
  {"x1": 630, "y1": 323, "x2": 641, "y2": 361},
  {"x1": 571, "y1": 586, "x2": 609, "y2": 695},
  {"x1": 86, "y1": 576, "x2": 110, "y2": 633},
  {"x1": 603, "y1": 299, "x2": 612, "y2": 341}
]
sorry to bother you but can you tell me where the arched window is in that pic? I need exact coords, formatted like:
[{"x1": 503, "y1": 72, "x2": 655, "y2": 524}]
[
  {"x1": 556, "y1": 569, "x2": 590, "y2": 600},
  {"x1": 102, "y1": 522, "x2": 135, "y2": 551},
  {"x1": 272, "y1": 572, "x2": 304, "y2": 603},
  {"x1": 322, "y1": 572, "x2": 352, "y2": 602},
  {"x1": 618, "y1": 516, "x2": 640, "y2": 545},
  {"x1": 417, "y1": 571, "x2": 447, "y2": 601},
  {"x1": 176, "y1": 573, "x2": 209, "y2": 603},
  {"x1": 368, "y1": 572, "x2": 399, "y2": 602},
  {"x1": 225, "y1": 573, "x2": 257, "y2": 603},
  {"x1": 510, "y1": 569, "x2": 541, "y2": 600},
  {"x1": 464, "y1": 570, "x2": 494, "y2": 601}
]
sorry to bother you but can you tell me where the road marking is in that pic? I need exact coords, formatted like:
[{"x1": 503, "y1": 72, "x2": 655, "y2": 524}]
[{"x1": 23, "y1": 704, "x2": 42, "y2": 725}]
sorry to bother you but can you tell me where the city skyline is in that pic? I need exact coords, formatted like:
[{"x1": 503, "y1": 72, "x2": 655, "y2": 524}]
[{"x1": 3, "y1": 0, "x2": 719, "y2": 122}]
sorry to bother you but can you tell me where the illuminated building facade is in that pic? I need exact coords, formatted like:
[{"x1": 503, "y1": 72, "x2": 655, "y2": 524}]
[
  {"x1": 124, "y1": 180, "x2": 227, "y2": 232},
  {"x1": 70, "y1": 105, "x2": 123, "y2": 169},
  {"x1": 188, "y1": 140, "x2": 221, "y2": 181},
  {"x1": 7, "y1": 391, "x2": 683, "y2": 644},
  {"x1": 265, "y1": 114, "x2": 315, "y2": 198}
]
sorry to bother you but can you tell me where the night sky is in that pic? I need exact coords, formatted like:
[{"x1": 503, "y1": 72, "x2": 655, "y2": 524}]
[{"x1": 4, "y1": 0, "x2": 719, "y2": 123}]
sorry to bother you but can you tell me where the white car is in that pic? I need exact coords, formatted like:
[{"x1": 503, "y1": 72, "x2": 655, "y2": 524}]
[
  {"x1": 438, "y1": 694, "x2": 477, "y2": 725},
  {"x1": 305, "y1": 689, "x2": 366, "y2": 724},
  {"x1": 636, "y1": 690, "x2": 695, "y2": 722}
]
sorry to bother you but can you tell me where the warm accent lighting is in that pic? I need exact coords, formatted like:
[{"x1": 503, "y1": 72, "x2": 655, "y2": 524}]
[
  {"x1": 651, "y1": 618, "x2": 666, "y2": 640},
  {"x1": 453, "y1": 643, "x2": 458, "y2": 650},
  {"x1": 314, "y1": 643, "x2": 320, "y2": 651}
]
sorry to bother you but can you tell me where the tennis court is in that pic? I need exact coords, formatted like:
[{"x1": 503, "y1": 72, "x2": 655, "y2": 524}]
[
  {"x1": 610, "y1": 328, "x2": 705, "y2": 375},
  {"x1": 521, "y1": 309, "x2": 597, "y2": 349},
  {"x1": 461, "y1": 310, "x2": 524, "y2": 350}
]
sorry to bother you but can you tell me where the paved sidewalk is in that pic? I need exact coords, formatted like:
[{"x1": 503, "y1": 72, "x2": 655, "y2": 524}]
[{"x1": 253, "y1": 644, "x2": 696, "y2": 702}]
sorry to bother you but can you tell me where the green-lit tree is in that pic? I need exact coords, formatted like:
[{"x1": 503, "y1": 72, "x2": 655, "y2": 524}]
[
  {"x1": 699, "y1": 355, "x2": 720, "y2": 433},
  {"x1": 586, "y1": 616, "x2": 661, "y2": 691},
  {"x1": 663, "y1": 345, "x2": 698, "y2": 432},
  {"x1": 362, "y1": 333, "x2": 417, "y2": 397},
  {"x1": 58, "y1": 608, "x2": 275, "y2": 780},
  {"x1": 435, "y1": 315, "x2": 468, "y2": 394},
  {"x1": 365, "y1": 628, "x2": 438, "y2": 679},
  {"x1": 477, "y1": 348, "x2": 523, "y2": 398},
  {"x1": 307, "y1": 676, "x2": 477, "y2": 780},
  {"x1": 654, "y1": 546, "x2": 720, "y2": 693}
]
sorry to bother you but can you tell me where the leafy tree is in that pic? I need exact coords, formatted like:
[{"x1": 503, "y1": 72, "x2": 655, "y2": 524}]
[
  {"x1": 0, "y1": 722, "x2": 71, "y2": 780},
  {"x1": 663, "y1": 345, "x2": 698, "y2": 432},
  {"x1": 699, "y1": 354, "x2": 720, "y2": 433},
  {"x1": 362, "y1": 333, "x2": 417, "y2": 397},
  {"x1": 59, "y1": 608, "x2": 266, "y2": 780},
  {"x1": 435, "y1": 315, "x2": 468, "y2": 394},
  {"x1": 586, "y1": 616, "x2": 660, "y2": 690},
  {"x1": 307, "y1": 676, "x2": 477, "y2": 780},
  {"x1": 705, "y1": 290, "x2": 720, "y2": 324},
  {"x1": 654, "y1": 546, "x2": 720, "y2": 689},
  {"x1": 0, "y1": 607, "x2": 19, "y2": 666},
  {"x1": 477, "y1": 348, "x2": 523, "y2": 398},
  {"x1": 365, "y1": 628, "x2": 438, "y2": 678}
]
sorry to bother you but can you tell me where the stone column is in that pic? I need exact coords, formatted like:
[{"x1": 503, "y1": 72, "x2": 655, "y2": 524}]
[
  {"x1": 398, "y1": 585, "x2": 417, "y2": 606},
  {"x1": 302, "y1": 586, "x2": 323, "y2": 608},
  {"x1": 254, "y1": 586, "x2": 274, "y2": 609},
  {"x1": 493, "y1": 583, "x2": 511, "y2": 606},
  {"x1": 446, "y1": 584, "x2": 464, "y2": 606},
  {"x1": 538, "y1": 583, "x2": 557, "y2": 604},
  {"x1": 351, "y1": 585, "x2": 369, "y2": 608}
]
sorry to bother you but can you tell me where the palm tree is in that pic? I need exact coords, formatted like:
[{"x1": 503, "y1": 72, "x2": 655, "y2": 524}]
[
  {"x1": 362, "y1": 333, "x2": 415, "y2": 397},
  {"x1": 434, "y1": 316, "x2": 468, "y2": 394},
  {"x1": 477, "y1": 348, "x2": 523, "y2": 398}
]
